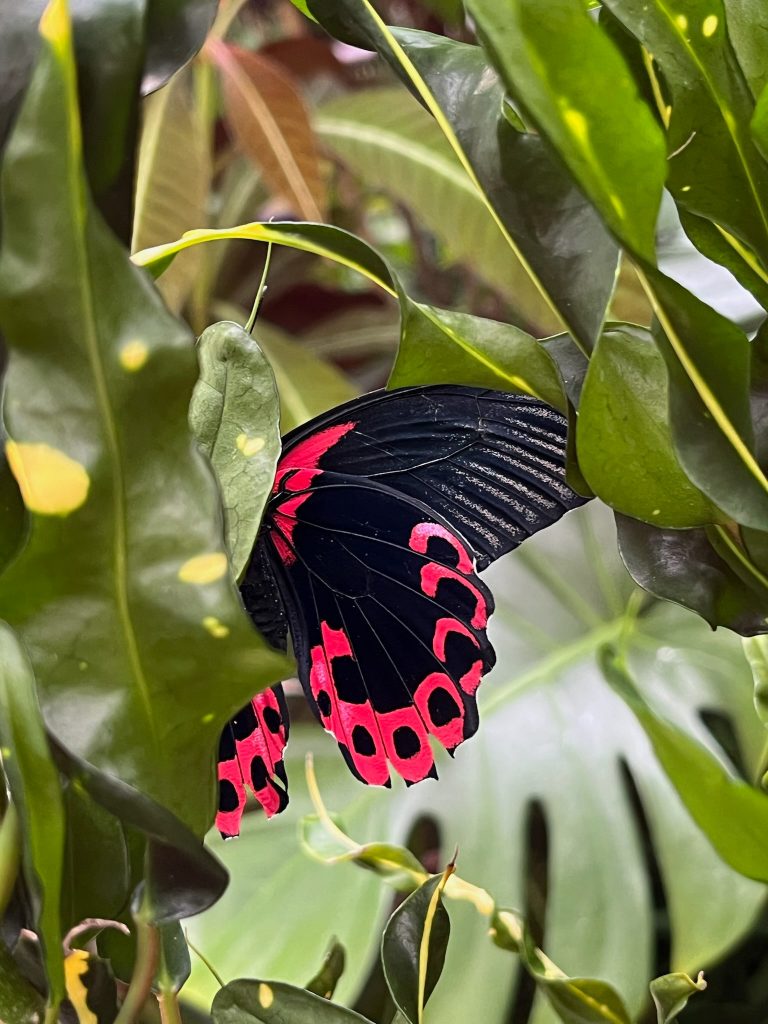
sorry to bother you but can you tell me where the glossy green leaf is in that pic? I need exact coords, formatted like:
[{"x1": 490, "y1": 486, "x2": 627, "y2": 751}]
[
  {"x1": 577, "y1": 326, "x2": 719, "y2": 527},
  {"x1": 0, "y1": 2, "x2": 292, "y2": 835},
  {"x1": 751, "y1": 80, "x2": 768, "y2": 160},
  {"x1": 305, "y1": 939, "x2": 346, "y2": 1000},
  {"x1": 646, "y1": 270, "x2": 768, "y2": 529},
  {"x1": 189, "y1": 320, "x2": 281, "y2": 580},
  {"x1": 392, "y1": 302, "x2": 567, "y2": 411},
  {"x1": 466, "y1": 0, "x2": 667, "y2": 262},
  {"x1": 316, "y1": 87, "x2": 560, "y2": 331},
  {"x1": 725, "y1": 0, "x2": 768, "y2": 97},
  {"x1": 51, "y1": 736, "x2": 229, "y2": 924},
  {"x1": 142, "y1": 0, "x2": 218, "y2": 95},
  {"x1": 0, "y1": 424, "x2": 27, "y2": 575},
  {"x1": 650, "y1": 970, "x2": 707, "y2": 1023},
  {"x1": 212, "y1": 979, "x2": 375, "y2": 1024},
  {"x1": 61, "y1": 782, "x2": 130, "y2": 929},
  {"x1": 381, "y1": 872, "x2": 450, "y2": 1024},
  {"x1": 301, "y1": 816, "x2": 426, "y2": 891},
  {"x1": 186, "y1": 506, "x2": 765, "y2": 1020},
  {"x1": 158, "y1": 922, "x2": 192, "y2": 994},
  {"x1": 0, "y1": 622, "x2": 66, "y2": 1008},
  {"x1": 308, "y1": 12, "x2": 619, "y2": 351},
  {"x1": 601, "y1": 644, "x2": 768, "y2": 881},
  {"x1": 616, "y1": 515, "x2": 768, "y2": 635},
  {"x1": 604, "y1": 0, "x2": 768, "y2": 270},
  {"x1": 132, "y1": 66, "x2": 211, "y2": 313}
]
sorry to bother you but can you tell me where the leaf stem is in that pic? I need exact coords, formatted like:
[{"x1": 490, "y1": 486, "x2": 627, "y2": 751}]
[
  {"x1": 114, "y1": 907, "x2": 160, "y2": 1024},
  {"x1": 245, "y1": 241, "x2": 273, "y2": 334},
  {"x1": 157, "y1": 986, "x2": 183, "y2": 1024}
]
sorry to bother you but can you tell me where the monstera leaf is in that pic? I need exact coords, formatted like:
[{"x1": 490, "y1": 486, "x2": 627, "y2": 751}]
[{"x1": 184, "y1": 504, "x2": 764, "y2": 1022}]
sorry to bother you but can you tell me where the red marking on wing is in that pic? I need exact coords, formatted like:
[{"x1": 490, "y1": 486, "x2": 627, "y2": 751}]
[
  {"x1": 273, "y1": 422, "x2": 357, "y2": 492},
  {"x1": 377, "y1": 705, "x2": 435, "y2": 782},
  {"x1": 216, "y1": 758, "x2": 246, "y2": 839},
  {"x1": 420, "y1": 563, "x2": 489, "y2": 629},
  {"x1": 272, "y1": 491, "x2": 315, "y2": 565},
  {"x1": 432, "y1": 617, "x2": 479, "y2": 661},
  {"x1": 460, "y1": 660, "x2": 484, "y2": 695},
  {"x1": 409, "y1": 522, "x2": 474, "y2": 573},
  {"x1": 414, "y1": 672, "x2": 466, "y2": 749},
  {"x1": 321, "y1": 621, "x2": 353, "y2": 659}
]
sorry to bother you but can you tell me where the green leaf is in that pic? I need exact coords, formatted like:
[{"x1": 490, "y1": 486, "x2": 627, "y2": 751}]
[
  {"x1": 392, "y1": 302, "x2": 567, "y2": 410},
  {"x1": 50, "y1": 736, "x2": 229, "y2": 924},
  {"x1": 189, "y1": 320, "x2": 281, "y2": 580},
  {"x1": 466, "y1": 0, "x2": 667, "y2": 262},
  {"x1": 310, "y1": 14, "x2": 620, "y2": 350},
  {"x1": 616, "y1": 516, "x2": 768, "y2": 634},
  {"x1": 646, "y1": 269, "x2": 768, "y2": 529},
  {"x1": 316, "y1": 86, "x2": 561, "y2": 331},
  {"x1": 300, "y1": 815, "x2": 426, "y2": 891},
  {"x1": 158, "y1": 922, "x2": 192, "y2": 994},
  {"x1": 604, "y1": 0, "x2": 768, "y2": 270},
  {"x1": 0, "y1": 1, "x2": 292, "y2": 835},
  {"x1": 212, "y1": 979, "x2": 375, "y2": 1024},
  {"x1": 132, "y1": 66, "x2": 211, "y2": 313},
  {"x1": 61, "y1": 781, "x2": 130, "y2": 929},
  {"x1": 143, "y1": 0, "x2": 217, "y2": 94},
  {"x1": 751, "y1": 80, "x2": 768, "y2": 160},
  {"x1": 381, "y1": 872, "x2": 451, "y2": 1024},
  {"x1": 650, "y1": 970, "x2": 707, "y2": 1023},
  {"x1": 185, "y1": 506, "x2": 765, "y2": 1020},
  {"x1": 0, "y1": 941, "x2": 45, "y2": 1023},
  {"x1": 724, "y1": 0, "x2": 768, "y2": 97},
  {"x1": 601, "y1": 644, "x2": 768, "y2": 882},
  {"x1": 305, "y1": 939, "x2": 346, "y2": 1000},
  {"x1": 0, "y1": 622, "x2": 66, "y2": 1009},
  {"x1": 577, "y1": 326, "x2": 720, "y2": 527}
]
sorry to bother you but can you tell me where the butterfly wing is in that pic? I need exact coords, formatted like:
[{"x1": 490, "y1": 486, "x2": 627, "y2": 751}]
[
  {"x1": 255, "y1": 385, "x2": 586, "y2": 790},
  {"x1": 216, "y1": 542, "x2": 290, "y2": 838}
]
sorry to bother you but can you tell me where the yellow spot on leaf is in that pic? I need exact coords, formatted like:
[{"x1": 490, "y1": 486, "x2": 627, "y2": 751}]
[
  {"x1": 65, "y1": 950, "x2": 97, "y2": 1024},
  {"x1": 258, "y1": 984, "x2": 274, "y2": 1009},
  {"x1": 1, "y1": 747, "x2": 11, "y2": 760},
  {"x1": 120, "y1": 339, "x2": 149, "y2": 372},
  {"x1": 203, "y1": 616, "x2": 230, "y2": 639},
  {"x1": 178, "y1": 552, "x2": 228, "y2": 585},
  {"x1": 6, "y1": 441, "x2": 89, "y2": 516},
  {"x1": 202, "y1": 712, "x2": 215, "y2": 724},
  {"x1": 702, "y1": 14, "x2": 718, "y2": 36},
  {"x1": 236, "y1": 433, "x2": 266, "y2": 457},
  {"x1": 563, "y1": 107, "x2": 589, "y2": 146},
  {"x1": 681, "y1": 185, "x2": 692, "y2": 192},
  {"x1": 675, "y1": 13, "x2": 688, "y2": 30}
]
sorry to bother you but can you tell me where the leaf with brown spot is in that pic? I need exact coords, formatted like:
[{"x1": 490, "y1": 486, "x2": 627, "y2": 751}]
[{"x1": 210, "y1": 41, "x2": 326, "y2": 220}]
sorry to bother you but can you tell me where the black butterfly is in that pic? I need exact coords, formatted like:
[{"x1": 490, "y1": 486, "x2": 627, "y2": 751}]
[{"x1": 216, "y1": 385, "x2": 585, "y2": 836}]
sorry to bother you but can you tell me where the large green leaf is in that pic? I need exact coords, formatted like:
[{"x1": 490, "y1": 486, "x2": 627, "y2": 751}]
[
  {"x1": 603, "y1": 0, "x2": 768, "y2": 272},
  {"x1": 0, "y1": 623, "x2": 66, "y2": 1010},
  {"x1": 602, "y1": 645, "x2": 768, "y2": 882},
  {"x1": 213, "y1": 979, "x2": 375, "y2": 1024},
  {"x1": 0, "y1": 0, "x2": 292, "y2": 836},
  {"x1": 185, "y1": 505, "x2": 765, "y2": 1023},
  {"x1": 189, "y1": 320, "x2": 281, "y2": 580},
  {"x1": 724, "y1": 0, "x2": 768, "y2": 97},
  {"x1": 466, "y1": 0, "x2": 666, "y2": 263},
  {"x1": 306, "y1": 11, "x2": 619, "y2": 352},
  {"x1": 316, "y1": 87, "x2": 560, "y2": 331},
  {"x1": 577, "y1": 326, "x2": 719, "y2": 527}
]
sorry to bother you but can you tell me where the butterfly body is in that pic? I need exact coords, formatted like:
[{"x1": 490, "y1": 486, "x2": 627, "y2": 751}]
[{"x1": 217, "y1": 385, "x2": 585, "y2": 836}]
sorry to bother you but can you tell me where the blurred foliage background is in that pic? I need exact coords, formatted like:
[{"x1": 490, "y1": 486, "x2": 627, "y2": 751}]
[{"x1": 128, "y1": 1, "x2": 768, "y2": 1020}]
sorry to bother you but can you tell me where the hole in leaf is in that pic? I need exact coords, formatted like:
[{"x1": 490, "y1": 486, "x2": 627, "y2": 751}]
[
  {"x1": 505, "y1": 800, "x2": 549, "y2": 1024},
  {"x1": 698, "y1": 708, "x2": 748, "y2": 779}
]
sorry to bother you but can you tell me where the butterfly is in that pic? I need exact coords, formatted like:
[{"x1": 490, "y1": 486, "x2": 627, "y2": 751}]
[{"x1": 216, "y1": 384, "x2": 586, "y2": 837}]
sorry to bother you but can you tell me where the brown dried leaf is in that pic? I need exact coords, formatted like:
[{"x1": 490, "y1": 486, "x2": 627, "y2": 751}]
[{"x1": 211, "y1": 41, "x2": 326, "y2": 221}]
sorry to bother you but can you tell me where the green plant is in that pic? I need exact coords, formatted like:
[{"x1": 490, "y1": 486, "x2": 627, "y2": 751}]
[{"x1": 2, "y1": 0, "x2": 768, "y2": 1022}]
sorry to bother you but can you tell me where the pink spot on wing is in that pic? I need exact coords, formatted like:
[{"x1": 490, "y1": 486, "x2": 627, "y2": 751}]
[
  {"x1": 377, "y1": 705, "x2": 434, "y2": 782},
  {"x1": 409, "y1": 522, "x2": 473, "y2": 573},
  {"x1": 414, "y1": 672, "x2": 465, "y2": 749},
  {"x1": 420, "y1": 564, "x2": 488, "y2": 629},
  {"x1": 433, "y1": 617, "x2": 479, "y2": 661},
  {"x1": 321, "y1": 622, "x2": 353, "y2": 660},
  {"x1": 216, "y1": 758, "x2": 246, "y2": 838},
  {"x1": 459, "y1": 660, "x2": 484, "y2": 696}
]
